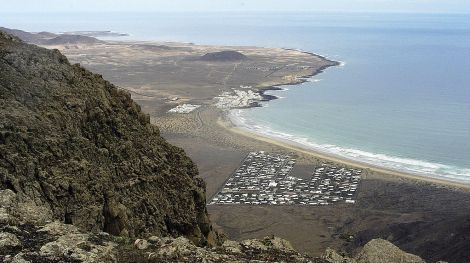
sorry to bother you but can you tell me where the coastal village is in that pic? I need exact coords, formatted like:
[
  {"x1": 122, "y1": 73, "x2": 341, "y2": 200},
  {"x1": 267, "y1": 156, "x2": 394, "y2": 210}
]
[
  {"x1": 167, "y1": 86, "x2": 265, "y2": 113},
  {"x1": 209, "y1": 151, "x2": 362, "y2": 206}
]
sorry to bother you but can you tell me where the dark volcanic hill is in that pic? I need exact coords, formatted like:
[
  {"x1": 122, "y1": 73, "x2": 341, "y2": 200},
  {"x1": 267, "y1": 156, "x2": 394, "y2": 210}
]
[
  {"x1": 0, "y1": 27, "x2": 53, "y2": 44},
  {"x1": 0, "y1": 31, "x2": 215, "y2": 244},
  {"x1": 199, "y1": 50, "x2": 248, "y2": 61},
  {"x1": 43, "y1": 34, "x2": 103, "y2": 45}
]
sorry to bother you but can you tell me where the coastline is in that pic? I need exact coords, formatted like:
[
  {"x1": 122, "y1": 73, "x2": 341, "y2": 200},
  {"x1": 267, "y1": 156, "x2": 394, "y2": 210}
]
[
  {"x1": 254, "y1": 51, "x2": 340, "y2": 104},
  {"x1": 41, "y1": 35, "x2": 470, "y2": 189},
  {"x1": 213, "y1": 50, "x2": 470, "y2": 190},
  {"x1": 6, "y1": 25, "x2": 470, "y2": 261},
  {"x1": 41, "y1": 32, "x2": 469, "y2": 189},
  {"x1": 219, "y1": 114, "x2": 470, "y2": 190}
]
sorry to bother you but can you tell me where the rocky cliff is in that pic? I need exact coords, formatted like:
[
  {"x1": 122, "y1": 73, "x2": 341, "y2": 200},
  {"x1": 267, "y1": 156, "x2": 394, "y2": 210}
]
[
  {"x1": 0, "y1": 31, "x2": 215, "y2": 245},
  {"x1": 0, "y1": 191, "x2": 428, "y2": 263}
]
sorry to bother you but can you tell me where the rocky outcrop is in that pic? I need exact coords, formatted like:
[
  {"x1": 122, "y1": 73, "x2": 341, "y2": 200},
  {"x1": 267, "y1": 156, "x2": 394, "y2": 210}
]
[
  {"x1": 320, "y1": 239, "x2": 430, "y2": 263},
  {"x1": 0, "y1": 190, "x2": 310, "y2": 262},
  {"x1": 1, "y1": 213, "x2": 430, "y2": 263},
  {"x1": 0, "y1": 31, "x2": 215, "y2": 245},
  {"x1": 0, "y1": 189, "x2": 432, "y2": 262},
  {"x1": 347, "y1": 214, "x2": 470, "y2": 263},
  {"x1": 355, "y1": 239, "x2": 426, "y2": 263}
]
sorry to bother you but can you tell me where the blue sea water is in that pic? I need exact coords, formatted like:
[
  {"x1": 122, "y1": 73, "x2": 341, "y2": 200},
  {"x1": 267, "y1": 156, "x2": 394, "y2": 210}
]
[{"x1": 2, "y1": 12, "x2": 470, "y2": 183}]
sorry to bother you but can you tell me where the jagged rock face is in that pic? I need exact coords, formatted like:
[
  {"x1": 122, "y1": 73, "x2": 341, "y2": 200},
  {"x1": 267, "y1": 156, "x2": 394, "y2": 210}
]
[
  {"x1": 0, "y1": 31, "x2": 214, "y2": 244},
  {"x1": 0, "y1": 218, "x2": 314, "y2": 263},
  {"x1": 0, "y1": 212, "x2": 430, "y2": 263}
]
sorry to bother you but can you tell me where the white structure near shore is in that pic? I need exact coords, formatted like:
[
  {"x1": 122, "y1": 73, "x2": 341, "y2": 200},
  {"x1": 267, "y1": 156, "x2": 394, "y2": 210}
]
[{"x1": 168, "y1": 104, "x2": 201, "y2": 113}]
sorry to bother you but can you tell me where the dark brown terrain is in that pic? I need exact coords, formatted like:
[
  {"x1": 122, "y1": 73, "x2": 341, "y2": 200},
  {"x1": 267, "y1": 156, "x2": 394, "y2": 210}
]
[
  {"x1": 170, "y1": 114, "x2": 470, "y2": 263},
  {"x1": 43, "y1": 34, "x2": 103, "y2": 45},
  {"x1": 199, "y1": 50, "x2": 248, "y2": 61}
]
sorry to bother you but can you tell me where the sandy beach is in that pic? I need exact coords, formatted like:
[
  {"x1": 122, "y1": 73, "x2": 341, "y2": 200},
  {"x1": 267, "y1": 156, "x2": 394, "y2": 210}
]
[
  {"x1": 46, "y1": 39, "x2": 470, "y2": 261},
  {"x1": 158, "y1": 104, "x2": 470, "y2": 259},
  {"x1": 224, "y1": 119, "x2": 470, "y2": 190}
]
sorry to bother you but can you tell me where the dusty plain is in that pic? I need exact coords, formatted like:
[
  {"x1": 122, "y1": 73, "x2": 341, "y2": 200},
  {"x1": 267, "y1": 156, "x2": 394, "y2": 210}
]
[{"x1": 48, "y1": 40, "x2": 470, "y2": 263}]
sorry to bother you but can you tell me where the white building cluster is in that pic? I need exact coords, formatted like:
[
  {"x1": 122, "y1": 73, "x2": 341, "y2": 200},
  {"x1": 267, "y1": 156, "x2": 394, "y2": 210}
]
[
  {"x1": 168, "y1": 104, "x2": 201, "y2": 113},
  {"x1": 214, "y1": 90, "x2": 262, "y2": 109},
  {"x1": 209, "y1": 151, "x2": 361, "y2": 206}
]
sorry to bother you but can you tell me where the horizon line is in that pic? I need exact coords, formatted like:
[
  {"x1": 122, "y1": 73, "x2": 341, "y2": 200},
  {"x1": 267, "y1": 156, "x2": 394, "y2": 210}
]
[{"x1": 1, "y1": 10, "x2": 470, "y2": 15}]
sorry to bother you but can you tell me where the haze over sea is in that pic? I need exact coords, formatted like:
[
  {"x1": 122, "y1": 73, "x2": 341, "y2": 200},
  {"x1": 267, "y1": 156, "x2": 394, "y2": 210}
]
[{"x1": 3, "y1": 12, "x2": 470, "y2": 183}]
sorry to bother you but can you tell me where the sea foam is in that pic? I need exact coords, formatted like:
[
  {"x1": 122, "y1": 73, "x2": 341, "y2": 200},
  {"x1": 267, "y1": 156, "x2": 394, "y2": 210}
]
[{"x1": 230, "y1": 109, "x2": 470, "y2": 184}]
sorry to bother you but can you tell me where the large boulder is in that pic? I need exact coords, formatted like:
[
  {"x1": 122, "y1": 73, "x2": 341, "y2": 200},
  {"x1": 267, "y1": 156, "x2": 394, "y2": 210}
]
[
  {"x1": 0, "y1": 190, "x2": 53, "y2": 226},
  {"x1": 0, "y1": 232, "x2": 21, "y2": 252},
  {"x1": 355, "y1": 239, "x2": 426, "y2": 263},
  {"x1": 321, "y1": 239, "x2": 427, "y2": 263}
]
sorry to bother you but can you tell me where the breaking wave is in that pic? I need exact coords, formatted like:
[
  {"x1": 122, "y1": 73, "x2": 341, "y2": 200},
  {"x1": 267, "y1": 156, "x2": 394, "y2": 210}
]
[{"x1": 230, "y1": 109, "x2": 470, "y2": 184}]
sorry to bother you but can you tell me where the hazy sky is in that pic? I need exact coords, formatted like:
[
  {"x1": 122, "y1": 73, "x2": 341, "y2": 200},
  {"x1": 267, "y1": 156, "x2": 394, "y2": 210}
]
[{"x1": 2, "y1": 0, "x2": 470, "y2": 14}]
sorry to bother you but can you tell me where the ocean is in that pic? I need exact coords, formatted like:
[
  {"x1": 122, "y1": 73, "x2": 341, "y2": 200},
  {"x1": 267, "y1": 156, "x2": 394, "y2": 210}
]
[{"x1": 2, "y1": 12, "x2": 470, "y2": 183}]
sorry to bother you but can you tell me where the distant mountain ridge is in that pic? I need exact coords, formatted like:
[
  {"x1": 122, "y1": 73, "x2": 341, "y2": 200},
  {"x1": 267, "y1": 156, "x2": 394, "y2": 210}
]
[{"x1": 0, "y1": 27, "x2": 102, "y2": 45}]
